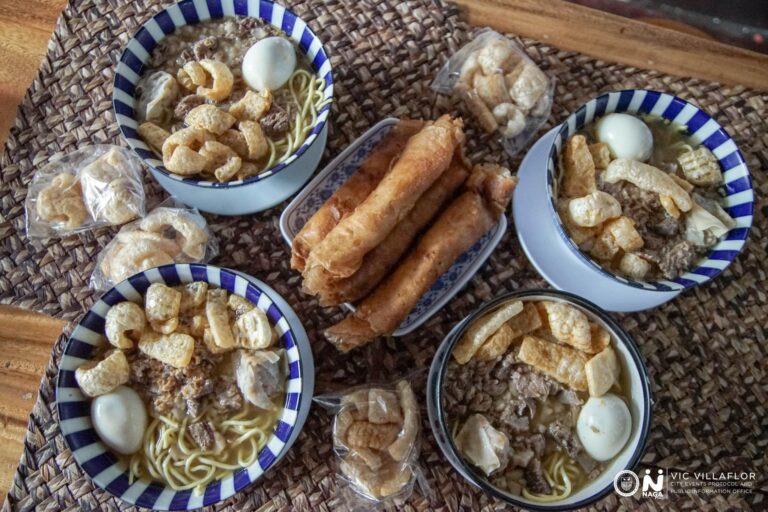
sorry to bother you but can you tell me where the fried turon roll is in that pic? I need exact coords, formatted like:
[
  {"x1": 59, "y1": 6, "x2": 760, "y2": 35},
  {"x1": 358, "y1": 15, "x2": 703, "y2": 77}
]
[
  {"x1": 290, "y1": 119, "x2": 425, "y2": 271},
  {"x1": 305, "y1": 115, "x2": 465, "y2": 279},
  {"x1": 303, "y1": 156, "x2": 471, "y2": 304},
  {"x1": 325, "y1": 164, "x2": 518, "y2": 351}
]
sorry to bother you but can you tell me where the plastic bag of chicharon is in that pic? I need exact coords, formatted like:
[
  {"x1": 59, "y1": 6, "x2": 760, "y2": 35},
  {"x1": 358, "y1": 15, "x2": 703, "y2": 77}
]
[
  {"x1": 25, "y1": 145, "x2": 147, "y2": 239},
  {"x1": 90, "y1": 198, "x2": 219, "y2": 291},
  {"x1": 431, "y1": 29, "x2": 554, "y2": 156},
  {"x1": 314, "y1": 376, "x2": 433, "y2": 509}
]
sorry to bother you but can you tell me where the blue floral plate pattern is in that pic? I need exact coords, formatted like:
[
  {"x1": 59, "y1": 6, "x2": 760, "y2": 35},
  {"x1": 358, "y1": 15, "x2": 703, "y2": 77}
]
[{"x1": 279, "y1": 118, "x2": 507, "y2": 335}]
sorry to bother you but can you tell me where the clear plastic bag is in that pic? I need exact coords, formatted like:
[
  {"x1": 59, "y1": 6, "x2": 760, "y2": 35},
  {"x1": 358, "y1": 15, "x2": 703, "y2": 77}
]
[
  {"x1": 90, "y1": 198, "x2": 219, "y2": 291},
  {"x1": 25, "y1": 145, "x2": 147, "y2": 239},
  {"x1": 431, "y1": 29, "x2": 554, "y2": 156},
  {"x1": 314, "y1": 378, "x2": 432, "y2": 510}
]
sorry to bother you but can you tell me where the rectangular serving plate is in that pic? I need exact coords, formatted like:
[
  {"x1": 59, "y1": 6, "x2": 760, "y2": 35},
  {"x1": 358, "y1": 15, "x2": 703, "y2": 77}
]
[{"x1": 279, "y1": 117, "x2": 507, "y2": 336}]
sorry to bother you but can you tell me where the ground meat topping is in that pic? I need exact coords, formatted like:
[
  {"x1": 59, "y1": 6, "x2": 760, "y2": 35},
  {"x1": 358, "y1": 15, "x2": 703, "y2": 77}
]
[
  {"x1": 189, "y1": 421, "x2": 215, "y2": 450},
  {"x1": 175, "y1": 94, "x2": 207, "y2": 120},
  {"x1": 192, "y1": 36, "x2": 218, "y2": 60},
  {"x1": 548, "y1": 420, "x2": 583, "y2": 458},
  {"x1": 525, "y1": 459, "x2": 552, "y2": 495},
  {"x1": 445, "y1": 347, "x2": 587, "y2": 496},
  {"x1": 214, "y1": 379, "x2": 243, "y2": 412},
  {"x1": 659, "y1": 240, "x2": 698, "y2": 279},
  {"x1": 509, "y1": 366, "x2": 558, "y2": 401},
  {"x1": 260, "y1": 105, "x2": 290, "y2": 137},
  {"x1": 128, "y1": 340, "x2": 226, "y2": 418}
]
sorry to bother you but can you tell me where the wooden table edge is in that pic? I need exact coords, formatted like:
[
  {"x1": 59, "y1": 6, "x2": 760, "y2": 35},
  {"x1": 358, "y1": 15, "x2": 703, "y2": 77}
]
[{"x1": 453, "y1": 0, "x2": 768, "y2": 91}]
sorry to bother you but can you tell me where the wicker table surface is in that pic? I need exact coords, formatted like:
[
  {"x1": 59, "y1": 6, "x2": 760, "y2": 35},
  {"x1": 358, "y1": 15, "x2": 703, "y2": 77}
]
[{"x1": 1, "y1": 0, "x2": 766, "y2": 510}]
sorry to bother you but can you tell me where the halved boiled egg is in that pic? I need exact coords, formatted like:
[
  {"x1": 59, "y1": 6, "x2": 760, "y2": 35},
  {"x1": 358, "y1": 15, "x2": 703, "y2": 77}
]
[
  {"x1": 596, "y1": 113, "x2": 653, "y2": 162},
  {"x1": 242, "y1": 37, "x2": 297, "y2": 92},
  {"x1": 91, "y1": 385, "x2": 148, "y2": 455},
  {"x1": 576, "y1": 393, "x2": 631, "y2": 461}
]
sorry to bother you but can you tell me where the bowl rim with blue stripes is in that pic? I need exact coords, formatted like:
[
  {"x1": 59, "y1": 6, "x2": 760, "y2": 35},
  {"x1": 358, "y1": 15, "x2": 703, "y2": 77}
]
[
  {"x1": 56, "y1": 264, "x2": 305, "y2": 510},
  {"x1": 546, "y1": 89, "x2": 754, "y2": 292},
  {"x1": 428, "y1": 289, "x2": 653, "y2": 510},
  {"x1": 113, "y1": 0, "x2": 334, "y2": 189}
]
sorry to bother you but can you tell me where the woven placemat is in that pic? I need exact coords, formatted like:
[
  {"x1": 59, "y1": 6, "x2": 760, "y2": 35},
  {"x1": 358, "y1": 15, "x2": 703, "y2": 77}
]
[{"x1": 2, "y1": 0, "x2": 767, "y2": 510}]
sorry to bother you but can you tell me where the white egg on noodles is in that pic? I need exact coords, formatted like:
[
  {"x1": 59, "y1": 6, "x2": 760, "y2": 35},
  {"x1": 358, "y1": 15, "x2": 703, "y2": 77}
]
[
  {"x1": 576, "y1": 393, "x2": 632, "y2": 461},
  {"x1": 242, "y1": 37, "x2": 297, "y2": 92},
  {"x1": 596, "y1": 113, "x2": 654, "y2": 162},
  {"x1": 91, "y1": 385, "x2": 148, "y2": 455}
]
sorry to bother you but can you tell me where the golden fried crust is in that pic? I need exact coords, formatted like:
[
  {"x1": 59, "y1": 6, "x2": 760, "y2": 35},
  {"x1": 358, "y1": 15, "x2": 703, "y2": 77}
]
[
  {"x1": 585, "y1": 345, "x2": 621, "y2": 396},
  {"x1": 475, "y1": 323, "x2": 516, "y2": 361},
  {"x1": 562, "y1": 135, "x2": 596, "y2": 198},
  {"x1": 588, "y1": 142, "x2": 612, "y2": 170},
  {"x1": 589, "y1": 323, "x2": 612, "y2": 354},
  {"x1": 453, "y1": 300, "x2": 524, "y2": 364},
  {"x1": 518, "y1": 335, "x2": 588, "y2": 391}
]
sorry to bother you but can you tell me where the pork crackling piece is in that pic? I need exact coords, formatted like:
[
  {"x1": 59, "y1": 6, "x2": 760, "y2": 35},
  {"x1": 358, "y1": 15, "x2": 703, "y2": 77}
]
[
  {"x1": 585, "y1": 345, "x2": 621, "y2": 397},
  {"x1": 144, "y1": 283, "x2": 181, "y2": 334},
  {"x1": 36, "y1": 173, "x2": 88, "y2": 229},
  {"x1": 367, "y1": 389, "x2": 403, "y2": 425},
  {"x1": 518, "y1": 335, "x2": 588, "y2": 391},
  {"x1": 105, "y1": 302, "x2": 146, "y2": 349},
  {"x1": 387, "y1": 380, "x2": 419, "y2": 462},
  {"x1": 205, "y1": 289, "x2": 236, "y2": 349},
  {"x1": 346, "y1": 421, "x2": 401, "y2": 451},
  {"x1": 234, "y1": 307, "x2": 276, "y2": 350},
  {"x1": 453, "y1": 300, "x2": 524, "y2": 364},
  {"x1": 139, "y1": 208, "x2": 209, "y2": 260},
  {"x1": 561, "y1": 135, "x2": 597, "y2": 198},
  {"x1": 567, "y1": 191, "x2": 622, "y2": 228},
  {"x1": 75, "y1": 350, "x2": 130, "y2": 397},
  {"x1": 138, "y1": 331, "x2": 195, "y2": 368},
  {"x1": 475, "y1": 302, "x2": 542, "y2": 361},
  {"x1": 603, "y1": 159, "x2": 692, "y2": 212},
  {"x1": 539, "y1": 301, "x2": 608, "y2": 354}
]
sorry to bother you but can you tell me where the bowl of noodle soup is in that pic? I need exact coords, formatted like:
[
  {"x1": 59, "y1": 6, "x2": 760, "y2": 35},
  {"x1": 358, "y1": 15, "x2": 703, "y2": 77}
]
[
  {"x1": 113, "y1": 0, "x2": 333, "y2": 215},
  {"x1": 427, "y1": 289, "x2": 652, "y2": 510},
  {"x1": 56, "y1": 264, "x2": 314, "y2": 510}
]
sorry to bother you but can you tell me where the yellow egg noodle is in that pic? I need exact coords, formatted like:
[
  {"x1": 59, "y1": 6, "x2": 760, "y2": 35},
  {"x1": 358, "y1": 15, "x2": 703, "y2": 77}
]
[
  {"x1": 261, "y1": 69, "x2": 330, "y2": 174},
  {"x1": 128, "y1": 401, "x2": 281, "y2": 495},
  {"x1": 522, "y1": 451, "x2": 587, "y2": 503}
]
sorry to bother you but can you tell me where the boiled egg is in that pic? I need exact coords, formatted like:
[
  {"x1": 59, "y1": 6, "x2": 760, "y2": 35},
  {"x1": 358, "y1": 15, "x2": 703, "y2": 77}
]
[
  {"x1": 596, "y1": 113, "x2": 653, "y2": 162},
  {"x1": 576, "y1": 393, "x2": 631, "y2": 461},
  {"x1": 242, "y1": 37, "x2": 296, "y2": 92},
  {"x1": 91, "y1": 385, "x2": 148, "y2": 455}
]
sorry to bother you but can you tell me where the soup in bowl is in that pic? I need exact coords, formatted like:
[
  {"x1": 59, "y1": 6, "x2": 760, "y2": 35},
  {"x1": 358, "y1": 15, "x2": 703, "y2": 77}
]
[
  {"x1": 56, "y1": 264, "x2": 312, "y2": 510},
  {"x1": 114, "y1": 0, "x2": 334, "y2": 214},
  {"x1": 547, "y1": 90, "x2": 753, "y2": 291},
  {"x1": 427, "y1": 290, "x2": 652, "y2": 509}
]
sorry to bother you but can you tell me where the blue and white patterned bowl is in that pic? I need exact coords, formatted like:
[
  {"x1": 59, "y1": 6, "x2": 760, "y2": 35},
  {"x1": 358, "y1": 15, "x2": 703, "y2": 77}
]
[
  {"x1": 547, "y1": 89, "x2": 754, "y2": 292},
  {"x1": 113, "y1": 0, "x2": 334, "y2": 215},
  {"x1": 279, "y1": 117, "x2": 507, "y2": 335},
  {"x1": 56, "y1": 264, "x2": 314, "y2": 510},
  {"x1": 428, "y1": 289, "x2": 653, "y2": 510}
]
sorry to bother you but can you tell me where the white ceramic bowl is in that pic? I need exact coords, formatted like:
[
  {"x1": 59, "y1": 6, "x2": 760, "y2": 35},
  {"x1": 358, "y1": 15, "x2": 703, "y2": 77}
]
[
  {"x1": 546, "y1": 89, "x2": 753, "y2": 292},
  {"x1": 56, "y1": 264, "x2": 315, "y2": 510},
  {"x1": 113, "y1": 0, "x2": 334, "y2": 215},
  {"x1": 427, "y1": 289, "x2": 652, "y2": 510}
]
